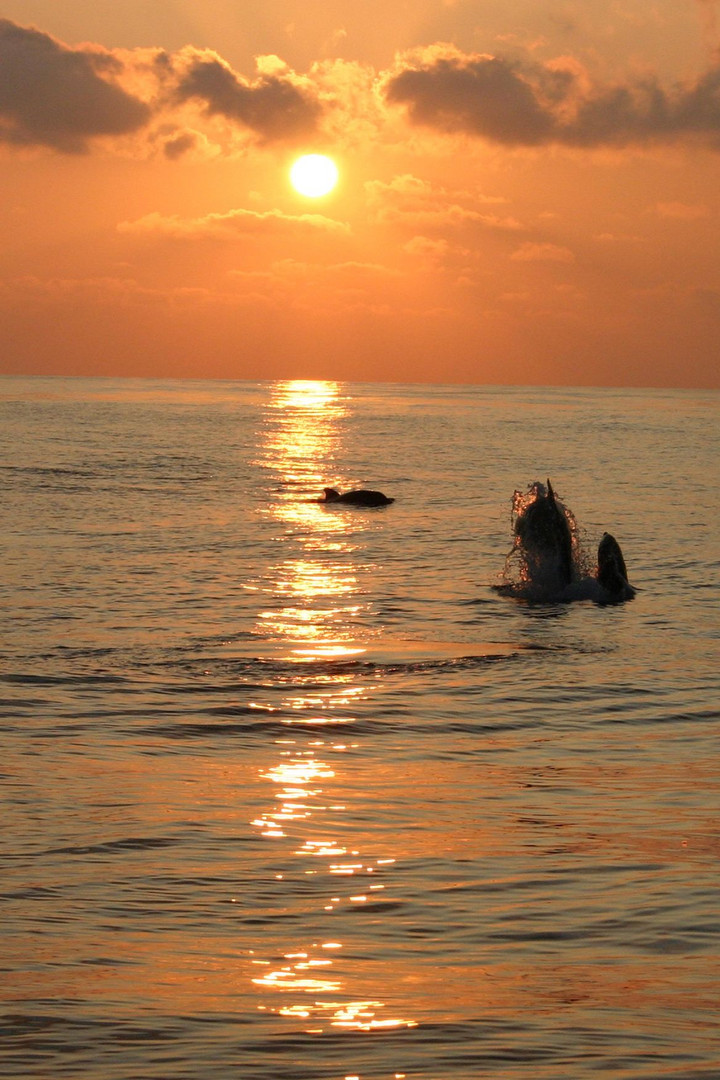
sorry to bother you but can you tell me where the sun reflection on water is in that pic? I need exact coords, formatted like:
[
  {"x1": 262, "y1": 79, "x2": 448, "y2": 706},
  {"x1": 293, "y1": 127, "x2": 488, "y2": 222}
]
[
  {"x1": 252, "y1": 753, "x2": 335, "y2": 838},
  {"x1": 255, "y1": 379, "x2": 349, "y2": 532},
  {"x1": 250, "y1": 733, "x2": 414, "y2": 1033},
  {"x1": 251, "y1": 379, "x2": 373, "y2": 663},
  {"x1": 252, "y1": 934, "x2": 417, "y2": 1032},
  {"x1": 248, "y1": 380, "x2": 414, "y2": 1038}
]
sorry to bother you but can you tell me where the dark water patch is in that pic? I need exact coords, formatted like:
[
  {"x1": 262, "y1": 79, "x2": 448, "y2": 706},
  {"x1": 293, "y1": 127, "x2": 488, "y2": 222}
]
[
  {"x1": 0, "y1": 696, "x2": 52, "y2": 709},
  {"x1": 53, "y1": 647, "x2": 117, "y2": 658},
  {"x1": 428, "y1": 716, "x2": 543, "y2": 738},
  {"x1": 0, "y1": 672, "x2": 129, "y2": 687},
  {"x1": 141, "y1": 873, "x2": 259, "y2": 890},
  {"x1": 205, "y1": 702, "x2": 295, "y2": 716},
  {"x1": 599, "y1": 700, "x2": 718, "y2": 726},
  {"x1": 138, "y1": 713, "x2": 389, "y2": 742},
  {"x1": 59, "y1": 699, "x2": 286, "y2": 724},
  {"x1": 665, "y1": 706, "x2": 720, "y2": 724},
  {"x1": 0, "y1": 885, "x2": 63, "y2": 902},
  {"x1": 79, "y1": 956, "x2": 138, "y2": 966},
  {"x1": 47, "y1": 837, "x2": 179, "y2": 857},
  {"x1": 135, "y1": 719, "x2": 285, "y2": 741},
  {"x1": 0, "y1": 465, "x2": 98, "y2": 479}
]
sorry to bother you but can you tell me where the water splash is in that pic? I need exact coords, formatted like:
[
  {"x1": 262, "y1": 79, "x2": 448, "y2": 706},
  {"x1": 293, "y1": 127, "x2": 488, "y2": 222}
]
[{"x1": 498, "y1": 480, "x2": 634, "y2": 604}]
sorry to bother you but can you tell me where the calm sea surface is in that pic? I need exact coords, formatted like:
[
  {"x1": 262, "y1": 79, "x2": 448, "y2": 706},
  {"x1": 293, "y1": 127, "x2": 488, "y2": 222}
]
[{"x1": 1, "y1": 376, "x2": 718, "y2": 1080}]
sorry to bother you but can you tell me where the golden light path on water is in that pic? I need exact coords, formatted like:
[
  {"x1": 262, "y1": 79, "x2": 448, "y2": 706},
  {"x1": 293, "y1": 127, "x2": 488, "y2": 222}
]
[{"x1": 248, "y1": 380, "x2": 416, "y2": 1038}]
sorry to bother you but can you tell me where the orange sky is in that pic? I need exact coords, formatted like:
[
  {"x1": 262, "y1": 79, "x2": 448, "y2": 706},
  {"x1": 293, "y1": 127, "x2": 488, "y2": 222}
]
[{"x1": 1, "y1": 1, "x2": 719, "y2": 388}]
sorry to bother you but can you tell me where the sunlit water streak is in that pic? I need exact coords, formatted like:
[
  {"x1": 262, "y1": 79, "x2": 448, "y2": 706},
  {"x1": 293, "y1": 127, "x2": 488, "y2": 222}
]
[{"x1": 1, "y1": 376, "x2": 719, "y2": 1080}]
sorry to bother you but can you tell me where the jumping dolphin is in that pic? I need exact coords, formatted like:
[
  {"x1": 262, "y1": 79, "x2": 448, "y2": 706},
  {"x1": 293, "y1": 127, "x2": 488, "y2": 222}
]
[
  {"x1": 513, "y1": 478, "x2": 574, "y2": 591},
  {"x1": 504, "y1": 478, "x2": 635, "y2": 603},
  {"x1": 322, "y1": 487, "x2": 394, "y2": 507}
]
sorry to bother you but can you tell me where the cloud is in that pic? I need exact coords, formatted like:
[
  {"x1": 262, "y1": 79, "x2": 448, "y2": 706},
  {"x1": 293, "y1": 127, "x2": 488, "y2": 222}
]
[
  {"x1": 404, "y1": 235, "x2": 452, "y2": 259},
  {"x1": 0, "y1": 273, "x2": 217, "y2": 309},
  {"x1": 653, "y1": 201, "x2": 709, "y2": 220},
  {"x1": 385, "y1": 46, "x2": 720, "y2": 150},
  {"x1": 244, "y1": 258, "x2": 397, "y2": 285},
  {"x1": 510, "y1": 242, "x2": 575, "y2": 263},
  {"x1": 0, "y1": 18, "x2": 150, "y2": 152},
  {"x1": 6, "y1": 16, "x2": 720, "y2": 161},
  {"x1": 385, "y1": 50, "x2": 555, "y2": 145},
  {"x1": 0, "y1": 19, "x2": 322, "y2": 155},
  {"x1": 172, "y1": 48, "x2": 321, "y2": 140},
  {"x1": 161, "y1": 130, "x2": 200, "y2": 160},
  {"x1": 118, "y1": 207, "x2": 350, "y2": 239},
  {"x1": 364, "y1": 174, "x2": 521, "y2": 229}
]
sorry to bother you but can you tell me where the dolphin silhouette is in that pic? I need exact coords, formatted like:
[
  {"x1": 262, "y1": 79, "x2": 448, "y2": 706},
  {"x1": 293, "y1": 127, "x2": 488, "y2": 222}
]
[
  {"x1": 513, "y1": 478, "x2": 574, "y2": 590},
  {"x1": 597, "y1": 531, "x2": 635, "y2": 601},
  {"x1": 322, "y1": 487, "x2": 394, "y2": 506}
]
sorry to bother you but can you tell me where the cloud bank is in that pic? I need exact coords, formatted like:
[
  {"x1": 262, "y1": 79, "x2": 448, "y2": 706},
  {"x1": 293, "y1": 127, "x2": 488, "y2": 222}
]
[
  {"x1": 0, "y1": 19, "x2": 322, "y2": 154},
  {"x1": 118, "y1": 207, "x2": 350, "y2": 239},
  {"x1": 385, "y1": 46, "x2": 720, "y2": 149},
  {"x1": 3, "y1": 18, "x2": 720, "y2": 155}
]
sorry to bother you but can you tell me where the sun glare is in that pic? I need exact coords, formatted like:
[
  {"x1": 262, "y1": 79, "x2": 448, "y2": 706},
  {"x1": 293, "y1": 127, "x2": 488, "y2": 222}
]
[{"x1": 290, "y1": 154, "x2": 339, "y2": 198}]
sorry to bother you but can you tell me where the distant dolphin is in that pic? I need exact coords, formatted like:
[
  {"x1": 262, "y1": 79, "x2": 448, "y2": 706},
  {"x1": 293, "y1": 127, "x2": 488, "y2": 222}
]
[
  {"x1": 513, "y1": 478, "x2": 574, "y2": 591},
  {"x1": 322, "y1": 487, "x2": 394, "y2": 507},
  {"x1": 597, "y1": 531, "x2": 635, "y2": 601}
]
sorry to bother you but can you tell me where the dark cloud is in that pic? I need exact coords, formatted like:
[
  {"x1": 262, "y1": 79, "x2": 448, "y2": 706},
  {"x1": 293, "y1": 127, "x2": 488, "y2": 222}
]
[
  {"x1": 161, "y1": 130, "x2": 198, "y2": 160},
  {"x1": 175, "y1": 55, "x2": 321, "y2": 140},
  {"x1": 386, "y1": 55, "x2": 554, "y2": 144},
  {"x1": 563, "y1": 80, "x2": 671, "y2": 147},
  {"x1": 676, "y1": 65, "x2": 720, "y2": 134},
  {"x1": 385, "y1": 51, "x2": 720, "y2": 150},
  {"x1": 0, "y1": 19, "x2": 151, "y2": 153},
  {"x1": 0, "y1": 20, "x2": 321, "y2": 155}
]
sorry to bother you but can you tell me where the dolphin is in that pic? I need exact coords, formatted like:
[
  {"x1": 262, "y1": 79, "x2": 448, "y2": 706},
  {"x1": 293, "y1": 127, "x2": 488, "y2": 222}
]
[
  {"x1": 513, "y1": 478, "x2": 574, "y2": 590},
  {"x1": 322, "y1": 487, "x2": 394, "y2": 507},
  {"x1": 504, "y1": 478, "x2": 635, "y2": 603},
  {"x1": 597, "y1": 531, "x2": 635, "y2": 601}
]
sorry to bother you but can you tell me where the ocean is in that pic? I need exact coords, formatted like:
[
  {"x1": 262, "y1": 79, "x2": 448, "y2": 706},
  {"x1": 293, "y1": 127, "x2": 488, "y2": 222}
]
[{"x1": 1, "y1": 376, "x2": 718, "y2": 1080}]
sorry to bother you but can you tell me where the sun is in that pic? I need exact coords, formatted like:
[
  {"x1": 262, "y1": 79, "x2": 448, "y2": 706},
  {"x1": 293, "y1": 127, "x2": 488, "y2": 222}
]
[{"x1": 290, "y1": 154, "x2": 339, "y2": 198}]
